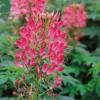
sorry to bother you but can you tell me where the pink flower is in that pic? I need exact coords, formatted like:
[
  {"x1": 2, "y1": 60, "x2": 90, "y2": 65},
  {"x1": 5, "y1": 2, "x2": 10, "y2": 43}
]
[
  {"x1": 62, "y1": 3, "x2": 88, "y2": 29},
  {"x1": 15, "y1": 13, "x2": 67, "y2": 90},
  {"x1": 47, "y1": 64, "x2": 57, "y2": 75},
  {"x1": 56, "y1": 66, "x2": 64, "y2": 72},
  {"x1": 10, "y1": 0, "x2": 46, "y2": 19},
  {"x1": 54, "y1": 76, "x2": 63, "y2": 88}
]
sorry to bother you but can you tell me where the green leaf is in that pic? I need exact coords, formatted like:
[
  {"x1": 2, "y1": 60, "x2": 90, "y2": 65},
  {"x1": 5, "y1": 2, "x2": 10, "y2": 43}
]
[
  {"x1": 62, "y1": 75, "x2": 80, "y2": 86},
  {"x1": 0, "y1": 78, "x2": 8, "y2": 85}
]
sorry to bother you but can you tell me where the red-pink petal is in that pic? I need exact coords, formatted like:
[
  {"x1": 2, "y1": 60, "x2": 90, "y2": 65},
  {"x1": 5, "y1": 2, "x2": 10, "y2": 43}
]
[
  {"x1": 56, "y1": 66, "x2": 64, "y2": 72},
  {"x1": 15, "y1": 52, "x2": 21, "y2": 60},
  {"x1": 54, "y1": 76, "x2": 62, "y2": 88},
  {"x1": 40, "y1": 47, "x2": 45, "y2": 56},
  {"x1": 30, "y1": 59, "x2": 35, "y2": 67},
  {"x1": 47, "y1": 68, "x2": 54, "y2": 75},
  {"x1": 57, "y1": 54, "x2": 64, "y2": 64},
  {"x1": 36, "y1": 65, "x2": 40, "y2": 73},
  {"x1": 42, "y1": 63, "x2": 48, "y2": 73}
]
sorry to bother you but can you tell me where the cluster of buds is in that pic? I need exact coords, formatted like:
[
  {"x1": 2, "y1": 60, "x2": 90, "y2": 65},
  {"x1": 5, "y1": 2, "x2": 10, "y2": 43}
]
[{"x1": 62, "y1": 3, "x2": 88, "y2": 46}]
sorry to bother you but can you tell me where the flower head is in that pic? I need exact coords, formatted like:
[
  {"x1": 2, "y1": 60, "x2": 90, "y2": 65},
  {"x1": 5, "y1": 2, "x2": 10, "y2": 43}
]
[
  {"x1": 15, "y1": 13, "x2": 67, "y2": 89},
  {"x1": 62, "y1": 3, "x2": 88, "y2": 29},
  {"x1": 10, "y1": 0, "x2": 46, "y2": 19}
]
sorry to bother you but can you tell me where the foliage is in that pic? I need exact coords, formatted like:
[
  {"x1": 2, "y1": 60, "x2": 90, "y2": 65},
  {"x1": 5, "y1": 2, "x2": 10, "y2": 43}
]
[
  {"x1": 0, "y1": 0, "x2": 100, "y2": 100},
  {"x1": 9, "y1": 0, "x2": 67, "y2": 99},
  {"x1": 46, "y1": 1, "x2": 100, "y2": 99},
  {"x1": 88, "y1": 62, "x2": 100, "y2": 97},
  {"x1": 0, "y1": 66, "x2": 25, "y2": 97},
  {"x1": 59, "y1": 46, "x2": 100, "y2": 99},
  {"x1": 0, "y1": 96, "x2": 74, "y2": 100},
  {"x1": 82, "y1": 0, "x2": 100, "y2": 20},
  {"x1": 47, "y1": 0, "x2": 100, "y2": 21},
  {"x1": 0, "y1": 34, "x2": 17, "y2": 67},
  {"x1": 47, "y1": 0, "x2": 81, "y2": 12},
  {"x1": 0, "y1": 0, "x2": 10, "y2": 19}
]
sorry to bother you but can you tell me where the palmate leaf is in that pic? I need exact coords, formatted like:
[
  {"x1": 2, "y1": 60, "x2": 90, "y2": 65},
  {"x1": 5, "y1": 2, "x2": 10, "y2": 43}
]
[
  {"x1": 87, "y1": 62, "x2": 100, "y2": 97},
  {"x1": 0, "y1": 78, "x2": 8, "y2": 85},
  {"x1": 61, "y1": 75, "x2": 80, "y2": 86},
  {"x1": 76, "y1": 84, "x2": 88, "y2": 96},
  {"x1": 96, "y1": 79, "x2": 100, "y2": 97},
  {"x1": 0, "y1": 34, "x2": 17, "y2": 64},
  {"x1": 83, "y1": 0, "x2": 100, "y2": 20},
  {"x1": 63, "y1": 64, "x2": 85, "y2": 76},
  {"x1": 83, "y1": 21, "x2": 100, "y2": 38},
  {"x1": 71, "y1": 47, "x2": 97, "y2": 66},
  {"x1": 90, "y1": 62, "x2": 100, "y2": 77},
  {"x1": 0, "y1": 66, "x2": 25, "y2": 85}
]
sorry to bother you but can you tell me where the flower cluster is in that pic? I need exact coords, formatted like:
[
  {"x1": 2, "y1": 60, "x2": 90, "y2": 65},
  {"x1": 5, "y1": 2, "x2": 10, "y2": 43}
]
[
  {"x1": 15, "y1": 13, "x2": 67, "y2": 91},
  {"x1": 10, "y1": 0, "x2": 88, "y2": 98},
  {"x1": 62, "y1": 3, "x2": 88, "y2": 46},
  {"x1": 62, "y1": 3, "x2": 88, "y2": 29},
  {"x1": 10, "y1": 0, "x2": 46, "y2": 19}
]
